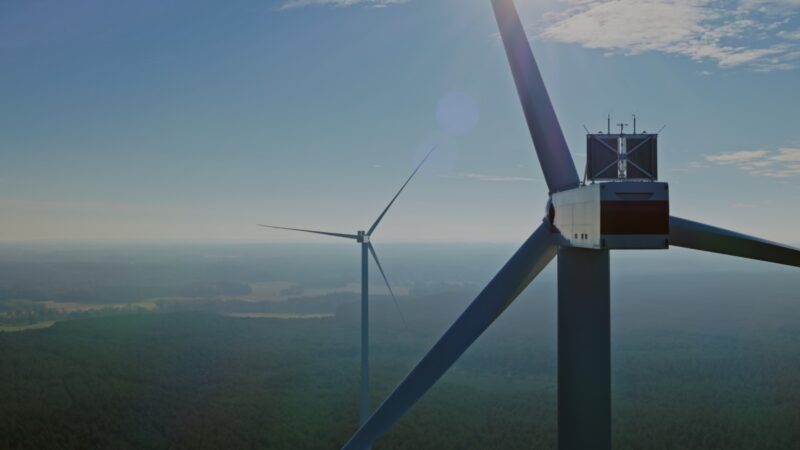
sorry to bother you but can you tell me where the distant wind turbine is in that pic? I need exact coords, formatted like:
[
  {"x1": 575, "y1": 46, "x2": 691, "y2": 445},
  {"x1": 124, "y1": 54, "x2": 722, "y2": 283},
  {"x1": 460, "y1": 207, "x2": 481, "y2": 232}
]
[{"x1": 259, "y1": 145, "x2": 435, "y2": 427}]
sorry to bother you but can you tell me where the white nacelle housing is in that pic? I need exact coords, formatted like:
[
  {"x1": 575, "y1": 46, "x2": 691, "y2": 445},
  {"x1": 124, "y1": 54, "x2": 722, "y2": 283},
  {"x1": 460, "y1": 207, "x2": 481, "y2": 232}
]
[{"x1": 550, "y1": 181, "x2": 669, "y2": 250}]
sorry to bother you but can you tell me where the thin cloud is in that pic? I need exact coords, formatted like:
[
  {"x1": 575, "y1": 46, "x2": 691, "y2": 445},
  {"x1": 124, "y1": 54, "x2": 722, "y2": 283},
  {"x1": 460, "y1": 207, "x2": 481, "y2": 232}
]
[
  {"x1": 771, "y1": 147, "x2": 800, "y2": 161},
  {"x1": 279, "y1": 0, "x2": 407, "y2": 9},
  {"x1": 541, "y1": 0, "x2": 800, "y2": 71},
  {"x1": 706, "y1": 150, "x2": 768, "y2": 163},
  {"x1": 706, "y1": 148, "x2": 800, "y2": 177}
]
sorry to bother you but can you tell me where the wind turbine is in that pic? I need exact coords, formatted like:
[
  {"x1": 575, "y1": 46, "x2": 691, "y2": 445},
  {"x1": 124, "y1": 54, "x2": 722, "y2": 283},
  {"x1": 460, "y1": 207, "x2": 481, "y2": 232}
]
[
  {"x1": 340, "y1": 1, "x2": 800, "y2": 449},
  {"x1": 259, "y1": 146, "x2": 435, "y2": 428}
]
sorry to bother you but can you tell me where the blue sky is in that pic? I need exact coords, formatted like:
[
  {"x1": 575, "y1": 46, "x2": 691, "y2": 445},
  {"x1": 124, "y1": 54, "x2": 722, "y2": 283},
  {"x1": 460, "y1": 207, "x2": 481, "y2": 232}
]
[{"x1": 1, "y1": 0, "x2": 799, "y2": 243}]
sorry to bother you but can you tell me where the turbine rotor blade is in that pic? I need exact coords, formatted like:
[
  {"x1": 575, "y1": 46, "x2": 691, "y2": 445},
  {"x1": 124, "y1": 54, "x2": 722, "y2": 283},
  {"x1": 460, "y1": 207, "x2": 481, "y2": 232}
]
[
  {"x1": 341, "y1": 221, "x2": 557, "y2": 449},
  {"x1": 367, "y1": 145, "x2": 437, "y2": 236},
  {"x1": 669, "y1": 216, "x2": 800, "y2": 267},
  {"x1": 492, "y1": 0, "x2": 580, "y2": 193},
  {"x1": 368, "y1": 243, "x2": 408, "y2": 330},
  {"x1": 257, "y1": 224, "x2": 358, "y2": 240}
]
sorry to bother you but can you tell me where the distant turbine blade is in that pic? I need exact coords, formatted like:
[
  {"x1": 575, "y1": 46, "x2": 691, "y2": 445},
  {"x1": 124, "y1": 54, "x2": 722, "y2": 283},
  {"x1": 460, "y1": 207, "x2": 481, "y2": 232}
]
[
  {"x1": 367, "y1": 145, "x2": 437, "y2": 236},
  {"x1": 257, "y1": 224, "x2": 358, "y2": 240},
  {"x1": 669, "y1": 216, "x2": 800, "y2": 267},
  {"x1": 341, "y1": 221, "x2": 557, "y2": 449},
  {"x1": 368, "y1": 243, "x2": 408, "y2": 330},
  {"x1": 492, "y1": 0, "x2": 580, "y2": 193}
]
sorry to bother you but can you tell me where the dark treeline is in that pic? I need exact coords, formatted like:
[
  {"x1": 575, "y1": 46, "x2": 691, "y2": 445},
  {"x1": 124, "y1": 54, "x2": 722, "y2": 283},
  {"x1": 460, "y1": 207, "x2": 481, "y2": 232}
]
[
  {"x1": 1, "y1": 245, "x2": 799, "y2": 448},
  {"x1": 2, "y1": 306, "x2": 799, "y2": 449}
]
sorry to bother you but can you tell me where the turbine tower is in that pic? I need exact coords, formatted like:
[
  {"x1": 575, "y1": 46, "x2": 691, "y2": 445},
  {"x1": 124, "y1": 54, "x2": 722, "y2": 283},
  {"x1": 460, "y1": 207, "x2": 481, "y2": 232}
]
[
  {"x1": 340, "y1": 1, "x2": 800, "y2": 449},
  {"x1": 259, "y1": 146, "x2": 435, "y2": 427}
]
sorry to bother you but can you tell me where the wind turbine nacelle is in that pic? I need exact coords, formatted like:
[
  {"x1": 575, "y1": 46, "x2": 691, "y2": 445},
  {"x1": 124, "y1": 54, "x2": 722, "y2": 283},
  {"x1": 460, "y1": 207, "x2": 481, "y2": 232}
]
[{"x1": 549, "y1": 181, "x2": 669, "y2": 250}]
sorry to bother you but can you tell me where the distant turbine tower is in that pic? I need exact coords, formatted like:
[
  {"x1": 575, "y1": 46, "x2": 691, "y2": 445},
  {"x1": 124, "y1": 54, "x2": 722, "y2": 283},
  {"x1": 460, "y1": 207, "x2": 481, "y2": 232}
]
[
  {"x1": 259, "y1": 146, "x2": 435, "y2": 427},
  {"x1": 340, "y1": 1, "x2": 800, "y2": 449}
]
